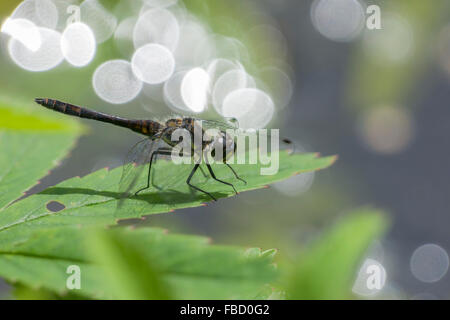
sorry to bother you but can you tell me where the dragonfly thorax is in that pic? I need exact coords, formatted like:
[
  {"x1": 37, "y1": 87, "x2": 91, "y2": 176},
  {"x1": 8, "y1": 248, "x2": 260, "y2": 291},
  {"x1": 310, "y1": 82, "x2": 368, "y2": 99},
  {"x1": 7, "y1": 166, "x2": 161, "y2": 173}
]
[
  {"x1": 159, "y1": 118, "x2": 236, "y2": 163},
  {"x1": 204, "y1": 131, "x2": 236, "y2": 163}
]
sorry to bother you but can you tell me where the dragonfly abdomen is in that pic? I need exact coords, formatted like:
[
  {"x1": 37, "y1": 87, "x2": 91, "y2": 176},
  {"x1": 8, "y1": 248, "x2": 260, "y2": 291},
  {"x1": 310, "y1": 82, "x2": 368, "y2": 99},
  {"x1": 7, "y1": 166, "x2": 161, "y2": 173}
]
[
  {"x1": 36, "y1": 98, "x2": 102, "y2": 119},
  {"x1": 35, "y1": 98, "x2": 162, "y2": 137}
]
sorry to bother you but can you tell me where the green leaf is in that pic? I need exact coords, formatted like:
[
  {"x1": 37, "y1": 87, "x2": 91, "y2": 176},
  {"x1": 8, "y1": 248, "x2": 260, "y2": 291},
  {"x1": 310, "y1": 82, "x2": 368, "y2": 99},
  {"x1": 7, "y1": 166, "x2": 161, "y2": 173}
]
[
  {"x1": 0, "y1": 152, "x2": 336, "y2": 233},
  {"x1": 0, "y1": 98, "x2": 83, "y2": 210},
  {"x1": 86, "y1": 229, "x2": 171, "y2": 300},
  {"x1": 12, "y1": 283, "x2": 86, "y2": 300},
  {"x1": 285, "y1": 208, "x2": 389, "y2": 300},
  {"x1": 0, "y1": 226, "x2": 278, "y2": 299}
]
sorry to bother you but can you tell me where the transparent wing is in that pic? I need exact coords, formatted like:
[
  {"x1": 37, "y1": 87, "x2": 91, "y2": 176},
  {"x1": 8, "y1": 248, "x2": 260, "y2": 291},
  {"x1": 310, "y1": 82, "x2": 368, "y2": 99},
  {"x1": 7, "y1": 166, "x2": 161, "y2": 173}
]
[
  {"x1": 118, "y1": 138, "x2": 164, "y2": 198},
  {"x1": 201, "y1": 119, "x2": 239, "y2": 132},
  {"x1": 201, "y1": 119, "x2": 293, "y2": 157},
  {"x1": 228, "y1": 127, "x2": 294, "y2": 157},
  {"x1": 203, "y1": 118, "x2": 290, "y2": 149}
]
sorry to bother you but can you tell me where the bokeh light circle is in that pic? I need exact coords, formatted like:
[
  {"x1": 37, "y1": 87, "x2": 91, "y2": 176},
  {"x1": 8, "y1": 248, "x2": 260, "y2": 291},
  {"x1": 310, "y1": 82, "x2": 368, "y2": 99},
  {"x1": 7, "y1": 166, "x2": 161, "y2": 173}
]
[
  {"x1": 212, "y1": 35, "x2": 250, "y2": 62},
  {"x1": 311, "y1": 0, "x2": 365, "y2": 42},
  {"x1": 357, "y1": 106, "x2": 415, "y2": 155},
  {"x1": 1, "y1": 18, "x2": 41, "y2": 52},
  {"x1": 11, "y1": 0, "x2": 59, "y2": 30},
  {"x1": 61, "y1": 22, "x2": 96, "y2": 67},
  {"x1": 80, "y1": 0, "x2": 117, "y2": 44},
  {"x1": 181, "y1": 68, "x2": 210, "y2": 113},
  {"x1": 52, "y1": 0, "x2": 79, "y2": 31},
  {"x1": 363, "y1": 13, "x2": 414, "y2": 64},
  {"x1": 142, "y1": 0, "x2": 178, "y2": 8},
  {"x1": 131, "y1": 43, "x2": 175, "y2": 84},
  {"x1": 274, "y1": 172, "x2": 315, "y2": 197},
  {"x1": 114, "y1": 17, "x2": 137, "y2": 58},
  {"x1": 222, "y1": 88, "x2": 275, "y2": 129},
  {"x1": 133, "y1": 8, "x2": 180, "y2": 52},
  {"x1": 175, "y1": 19, "x2": 214, "y2": 69},
  {"x1": 93, "y1": 59, "x2": 143, "y2": 104},
  {"x1": 8, "y1": 27, "x2": 63, "y2": 72},
  {"x1": 410, "y1": 244, "x2": 449, "y2": 283},
  {"x1": 164, "y1": 70, "x2": 190, "y2": 112},
  {"x1": 206, "y1": 58, "x2": 237, "y2": 89},
  {"x1": 259, "y1": 66, "x2": 293, "y2": 109},
  {"x1": 212, "y1": 69, "x2": 253, "y2": 114}
]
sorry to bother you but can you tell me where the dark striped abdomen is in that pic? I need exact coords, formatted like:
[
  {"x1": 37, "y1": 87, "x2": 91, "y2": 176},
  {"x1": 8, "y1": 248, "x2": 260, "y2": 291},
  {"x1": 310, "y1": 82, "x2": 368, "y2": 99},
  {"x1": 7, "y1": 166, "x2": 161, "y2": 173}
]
[{"x1": 34, "y1": 98, "x2": 162, "y2": 137}]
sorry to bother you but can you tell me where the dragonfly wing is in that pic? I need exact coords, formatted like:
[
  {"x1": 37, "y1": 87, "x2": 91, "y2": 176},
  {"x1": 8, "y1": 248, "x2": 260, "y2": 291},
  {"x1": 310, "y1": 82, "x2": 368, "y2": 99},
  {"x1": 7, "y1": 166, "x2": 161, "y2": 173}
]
[
  {"x1": 201, "y1": 119, "x2": 238, "y2": 132},
  {"x1": 118, "y1": 138, "x2": 164, "y2": 198}
]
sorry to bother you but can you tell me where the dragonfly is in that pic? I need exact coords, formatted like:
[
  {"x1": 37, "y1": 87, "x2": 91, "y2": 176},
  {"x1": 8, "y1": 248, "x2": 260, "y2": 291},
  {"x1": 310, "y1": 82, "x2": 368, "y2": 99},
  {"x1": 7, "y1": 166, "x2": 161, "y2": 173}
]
[{"x1": 34, "y1": 98, "x2": 247, "y2": 201}]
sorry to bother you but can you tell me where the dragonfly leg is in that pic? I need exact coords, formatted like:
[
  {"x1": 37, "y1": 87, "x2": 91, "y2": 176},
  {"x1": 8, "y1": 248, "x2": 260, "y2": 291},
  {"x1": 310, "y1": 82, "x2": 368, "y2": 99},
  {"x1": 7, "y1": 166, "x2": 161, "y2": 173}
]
[
  {"x1": 226, "y1": 163, "x2": 247, "y2": 185},
  {"x1": 206, "y1": 164, "x2": 238, "y2": 195},
  {"x1": 187, "y1": 163, "x2": 217, "y2": 201},
  {"x1": 135, "y1": 148, "x2": 172, "y2": 196},
  {"x1": 199, "y1": 165, "x2": 208, "y2": 178}
]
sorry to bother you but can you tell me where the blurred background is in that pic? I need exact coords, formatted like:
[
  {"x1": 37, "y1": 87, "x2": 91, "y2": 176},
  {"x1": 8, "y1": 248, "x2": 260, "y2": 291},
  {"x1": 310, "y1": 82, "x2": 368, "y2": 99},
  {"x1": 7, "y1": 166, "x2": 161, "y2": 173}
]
[{"x1": 1, "y1": 0, "x2": 450, "y2": 299}]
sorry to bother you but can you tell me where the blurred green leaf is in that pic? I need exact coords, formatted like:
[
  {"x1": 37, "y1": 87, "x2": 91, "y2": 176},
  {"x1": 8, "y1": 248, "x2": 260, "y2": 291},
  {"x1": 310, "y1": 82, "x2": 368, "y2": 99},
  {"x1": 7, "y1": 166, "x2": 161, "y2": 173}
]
[
  {"x1": 0, "y1": 226, "x2": 278, "y2": 299},
  {"x1": 285, "y1": 208, "x2": 388, "y2": 300},
  {"x1": 0, "y1": 98, "x2": 83, "y2": 210},
  {"x1": 11, "y1": 283, "x2": 86, "y2": 300},
  {"x1": 87, "y1": 229, "x2": 171, "y2": 300}
]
